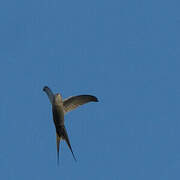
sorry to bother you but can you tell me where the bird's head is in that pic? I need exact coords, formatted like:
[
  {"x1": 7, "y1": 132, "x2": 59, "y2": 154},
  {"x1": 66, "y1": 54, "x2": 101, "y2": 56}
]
[{"x1": 54, "y1": 93, "x2": 63, "y2": 104}]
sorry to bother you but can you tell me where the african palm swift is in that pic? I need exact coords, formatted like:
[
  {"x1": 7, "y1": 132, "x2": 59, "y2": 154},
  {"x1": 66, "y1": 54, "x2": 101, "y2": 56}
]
[{"x1": 43, "y1": 86, "x2": 98, "y2": 163}]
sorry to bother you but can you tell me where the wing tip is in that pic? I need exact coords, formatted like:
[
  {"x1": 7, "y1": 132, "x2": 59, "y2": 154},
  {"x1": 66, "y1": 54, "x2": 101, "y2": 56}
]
[
  {"x1": 43, "y1": 86, "x2": 49, "y2": 91},
  {"x1": 95, "y1": 97, "x2": 99, "y2": 102},
  {"x1": 92, "y1": 96, "x2": 99, "y2": 102}
]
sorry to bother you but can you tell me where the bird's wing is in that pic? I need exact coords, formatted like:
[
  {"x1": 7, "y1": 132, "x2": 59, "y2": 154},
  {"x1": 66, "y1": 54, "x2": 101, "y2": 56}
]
[
  {"x1": 63, "y1": 95, "x2": 98, "y2": 114},
  {"x1": 43, "y1": 86, "x2": 54, "y2": 104},
  {"x1": 56, "y1": 133, "x2": 61, "y2": 165}
]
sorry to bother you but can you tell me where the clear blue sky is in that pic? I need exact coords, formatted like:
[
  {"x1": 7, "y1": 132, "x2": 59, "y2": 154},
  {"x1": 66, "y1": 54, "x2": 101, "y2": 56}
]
[{"x1": 0, "y1": 0, "x2": 180, "y2": 179}]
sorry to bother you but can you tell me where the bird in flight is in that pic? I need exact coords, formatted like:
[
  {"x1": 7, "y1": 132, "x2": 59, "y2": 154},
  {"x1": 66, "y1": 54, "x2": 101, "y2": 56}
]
[{"x1": 43, "y1": 86, "x2": 98, "y2": 164}]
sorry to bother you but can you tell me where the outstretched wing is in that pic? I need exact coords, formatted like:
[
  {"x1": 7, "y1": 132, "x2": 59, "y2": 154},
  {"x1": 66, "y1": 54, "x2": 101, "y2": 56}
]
[
  {"x1": 43, "y1": 86, "x2": 54, "y2": 104},
  {"x1": 63, "y1": 95, "x2": 98, "y2": 113}
]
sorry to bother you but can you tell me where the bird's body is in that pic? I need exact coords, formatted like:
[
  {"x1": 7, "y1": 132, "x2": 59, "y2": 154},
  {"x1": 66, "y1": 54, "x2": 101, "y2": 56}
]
[
  {"x1": 52, "y1": 93, "x2": 76, "y2": 162},
  {"x1": 43, "y1": 86, "x2": 98, "y2": 163},
  {"x1": 52, "y1": 94, "x2": 64, "y2": 127}
]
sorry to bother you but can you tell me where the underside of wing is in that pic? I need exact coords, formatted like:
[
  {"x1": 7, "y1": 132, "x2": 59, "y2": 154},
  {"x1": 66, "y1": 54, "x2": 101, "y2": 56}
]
[
  {"x1": 63, "y1": 95, "x2": 98, "y2": 113},
  {"x1": 43, "y1": 86, "x2": 54, "y2": 104}
]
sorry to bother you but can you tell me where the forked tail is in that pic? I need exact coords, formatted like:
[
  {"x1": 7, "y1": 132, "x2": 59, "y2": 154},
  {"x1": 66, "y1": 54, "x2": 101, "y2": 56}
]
[{"x1": 59, "y1": 126, "x2": 77, "y2": 162}]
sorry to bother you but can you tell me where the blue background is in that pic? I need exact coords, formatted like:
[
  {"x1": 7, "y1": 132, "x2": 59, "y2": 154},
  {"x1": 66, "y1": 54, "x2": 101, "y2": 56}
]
[{"x1": 0, "y1": 0, "x2": 180, "y2": 179}]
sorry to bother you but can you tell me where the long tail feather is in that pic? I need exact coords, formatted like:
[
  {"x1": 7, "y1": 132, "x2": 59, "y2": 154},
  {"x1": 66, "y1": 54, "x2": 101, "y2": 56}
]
[
  {"x1": 62, "y1": 127, "x2": 77, "y2": 162},
  {"x1": 56, "y1": 134, "x2": 61, "y2": 165}
]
